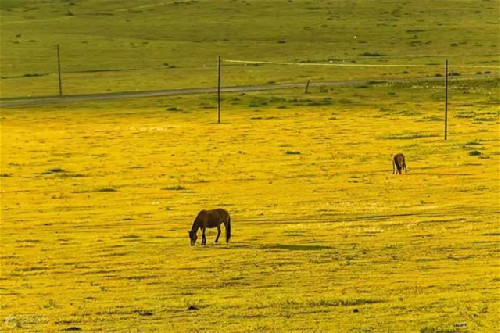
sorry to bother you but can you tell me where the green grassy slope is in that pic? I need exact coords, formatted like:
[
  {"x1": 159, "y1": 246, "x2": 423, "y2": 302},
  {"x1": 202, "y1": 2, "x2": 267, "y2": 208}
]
[{"x1": 1, "y1": 0, "x2": 498, "y2": 97}]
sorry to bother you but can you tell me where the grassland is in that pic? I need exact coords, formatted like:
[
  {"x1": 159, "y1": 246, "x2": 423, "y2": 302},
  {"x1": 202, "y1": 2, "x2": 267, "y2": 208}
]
[
  {"x1": 1, "y1": 0, "x2": 500, "y2": 332},
  {"x1": 1, "y1": 77, "x2": 499, "y2": 331},
  {"x1": 1, "y1": 0, "x2": 499, "y2": 97}
]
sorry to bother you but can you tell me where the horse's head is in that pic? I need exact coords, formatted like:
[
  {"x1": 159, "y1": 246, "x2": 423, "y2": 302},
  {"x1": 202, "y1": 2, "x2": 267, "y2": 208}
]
[{"x1": 188, "y1": 230, "x2": 198, "y2": 246}]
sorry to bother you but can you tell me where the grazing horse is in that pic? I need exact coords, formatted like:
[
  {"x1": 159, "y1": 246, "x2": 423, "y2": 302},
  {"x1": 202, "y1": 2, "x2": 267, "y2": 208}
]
[
  {"x1": 188, "y1": 209, "x2": 231, "y2": 246},
  {"x1": 392, "y1": 153, "x2": 407, "y2": 174}
]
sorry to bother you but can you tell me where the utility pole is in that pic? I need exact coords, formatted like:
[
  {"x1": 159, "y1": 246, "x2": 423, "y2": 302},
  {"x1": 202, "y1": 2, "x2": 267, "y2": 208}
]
[
  {"x1": 217, "y1": 56, "x2": 221, "y2": 124},
  {"x1": 57, "y1": 44, "x2": 63, "y2": 95},
  {"x1": 444, "y1": 59, "x2": 448, "y2": 140},
  {"x1": 305, "y1": 80, "x2": 311, "y2": 94}
]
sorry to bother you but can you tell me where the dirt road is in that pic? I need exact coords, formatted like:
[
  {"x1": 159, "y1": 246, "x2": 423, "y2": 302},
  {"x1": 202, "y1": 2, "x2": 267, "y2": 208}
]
[{"x1": 0, "y1": 74, "x2": 490, "y2": 108}]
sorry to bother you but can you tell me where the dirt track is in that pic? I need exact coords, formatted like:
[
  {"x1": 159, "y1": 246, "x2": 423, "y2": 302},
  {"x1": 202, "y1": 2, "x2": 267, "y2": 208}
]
[{"x1": 0, "y1": 74, "x2": 491, "y2": 108}]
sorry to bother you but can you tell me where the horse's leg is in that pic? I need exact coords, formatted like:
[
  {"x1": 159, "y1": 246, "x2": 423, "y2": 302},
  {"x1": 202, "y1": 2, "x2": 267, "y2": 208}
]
[
  {"x1": 201, "y1": 227, "x2": 207, "y2": 245},
  {"x1": 215, "y1": 226, "x2": 221, "y2": 243}
]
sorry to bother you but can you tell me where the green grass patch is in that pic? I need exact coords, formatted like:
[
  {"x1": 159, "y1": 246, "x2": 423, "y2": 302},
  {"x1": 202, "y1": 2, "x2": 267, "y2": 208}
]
[
  {"x1": 94, "y1": 187, "x2": 117, "y2": 192},
  {"x1": 162, "y1": 185, "x2": 186, "y2": 191},
  {"x1": 42, "y1": 167, "x2": 67, "y2": 174},
  {"x1": 419, "y1": 115, "x2": 444, "y2": 122},
  {"x1": 383, "y1": 133, "x2": 439, "y2": 140}
]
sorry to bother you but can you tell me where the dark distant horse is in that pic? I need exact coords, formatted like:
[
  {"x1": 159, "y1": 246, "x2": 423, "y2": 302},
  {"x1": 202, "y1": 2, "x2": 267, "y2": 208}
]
[
  {"x1": 393, "y1": 153, "x2": 407, "y2": 174},
  {"x1": 188, "y1": 209, "x2": 231, "y2": 246}
]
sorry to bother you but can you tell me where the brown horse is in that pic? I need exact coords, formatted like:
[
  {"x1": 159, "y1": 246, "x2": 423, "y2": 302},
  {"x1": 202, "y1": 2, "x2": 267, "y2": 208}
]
[
  {"x1": 188, "y1": 209, "x2": 231, "y2": 246},
  {"x1": 393, "y1": 153, "x2": 407, "y2": 174}
]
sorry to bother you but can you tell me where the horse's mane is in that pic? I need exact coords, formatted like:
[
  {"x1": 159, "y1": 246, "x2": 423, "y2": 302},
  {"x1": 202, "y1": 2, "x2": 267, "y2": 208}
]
[{"x1": 191, "y1": 210, "x2": 206, "y2": 231}]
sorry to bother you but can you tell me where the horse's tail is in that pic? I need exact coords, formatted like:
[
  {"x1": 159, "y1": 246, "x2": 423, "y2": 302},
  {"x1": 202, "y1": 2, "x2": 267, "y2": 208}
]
[{"x1": 226, "y1": 215, "x2": 231, "y2": 242}]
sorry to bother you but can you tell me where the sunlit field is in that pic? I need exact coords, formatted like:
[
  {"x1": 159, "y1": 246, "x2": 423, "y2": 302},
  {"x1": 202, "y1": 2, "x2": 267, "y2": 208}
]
[
  {"x1": 1, "y1": 0, "x2": 500, "y2": 332},
  {"x1": 1, "y1": 77, "x2": 499, "y2": 331}
]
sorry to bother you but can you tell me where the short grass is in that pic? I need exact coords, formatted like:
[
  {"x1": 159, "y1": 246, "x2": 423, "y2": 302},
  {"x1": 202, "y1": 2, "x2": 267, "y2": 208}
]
[
  {"x1": 1, "y1": 0, "x2": 499, "y2": 331},
  {"x1": 1, "y1": 78, "x2": 499, "y2": 331},
  {"x1": 1, "y1": 0, "x2": 499, "y2": 97}
]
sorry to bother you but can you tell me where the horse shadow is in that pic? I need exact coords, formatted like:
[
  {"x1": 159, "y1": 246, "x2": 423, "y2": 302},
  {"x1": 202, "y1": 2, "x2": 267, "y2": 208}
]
[
  {"x1": 260, "y1": 243, "x2": 333, "y2": 251},
  {"x1": 213, "y1": 242, "x2": 333, "y2": 251}
]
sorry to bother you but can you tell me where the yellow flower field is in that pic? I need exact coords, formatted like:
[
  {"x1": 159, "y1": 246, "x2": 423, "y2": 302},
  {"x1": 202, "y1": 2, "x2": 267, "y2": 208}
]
[{"x1": 1, "y1": 80, "x2": 498, "y2": 331}]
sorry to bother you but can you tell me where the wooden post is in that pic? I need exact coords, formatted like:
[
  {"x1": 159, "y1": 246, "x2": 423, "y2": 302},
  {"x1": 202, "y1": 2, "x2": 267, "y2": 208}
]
[
  {"x1": 444, "y1": 59, "x2": 448, "y2": 140},
  {"x1": 217, "y1": 56, "x2": 221, "y2": 124},
  {"x1": 57, "y1": 44, "x2": 63, "y2": 95},
  {"x1": 305, "y1": 80, "x2": 311, "y2": 94}
]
